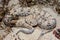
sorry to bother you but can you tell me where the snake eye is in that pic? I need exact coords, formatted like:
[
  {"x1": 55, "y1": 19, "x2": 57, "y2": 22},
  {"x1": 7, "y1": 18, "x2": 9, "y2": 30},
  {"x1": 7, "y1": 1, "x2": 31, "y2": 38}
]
[{"x1": 47, "y1": 24, "x2": 51, "y2": 26}]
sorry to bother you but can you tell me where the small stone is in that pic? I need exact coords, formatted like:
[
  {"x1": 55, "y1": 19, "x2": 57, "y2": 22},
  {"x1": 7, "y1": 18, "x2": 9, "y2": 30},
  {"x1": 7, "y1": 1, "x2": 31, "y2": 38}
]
[{"x1": 53, "y1": 29, "x2": 60, "y2": 39}]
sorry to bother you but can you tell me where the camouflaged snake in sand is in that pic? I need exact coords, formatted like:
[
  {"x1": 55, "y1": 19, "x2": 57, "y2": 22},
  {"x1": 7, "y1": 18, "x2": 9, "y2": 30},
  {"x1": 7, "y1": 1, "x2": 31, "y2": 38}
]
[
  {"x1": 3, "y1": 8, "x2": 56, "y2": 34},
  {"x1": 0, "y1": 0, "x2": 57, "y2": 40},
  {"x1": 2, "y1": 0, "x2": 56, "y2": 35}
]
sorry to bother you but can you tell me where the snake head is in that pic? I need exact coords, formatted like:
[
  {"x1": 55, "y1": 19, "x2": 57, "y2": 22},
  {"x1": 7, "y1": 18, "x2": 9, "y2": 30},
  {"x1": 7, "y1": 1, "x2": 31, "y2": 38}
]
[{"x1": 39, "y1": 18, "x2": 56, "y2": 30}]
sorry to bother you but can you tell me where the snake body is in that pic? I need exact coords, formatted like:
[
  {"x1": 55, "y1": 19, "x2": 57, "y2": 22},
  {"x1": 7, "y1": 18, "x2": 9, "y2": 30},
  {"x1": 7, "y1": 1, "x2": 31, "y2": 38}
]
[{"x1": 2, "y1": 0, "x2": 56, "y2": 34}]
